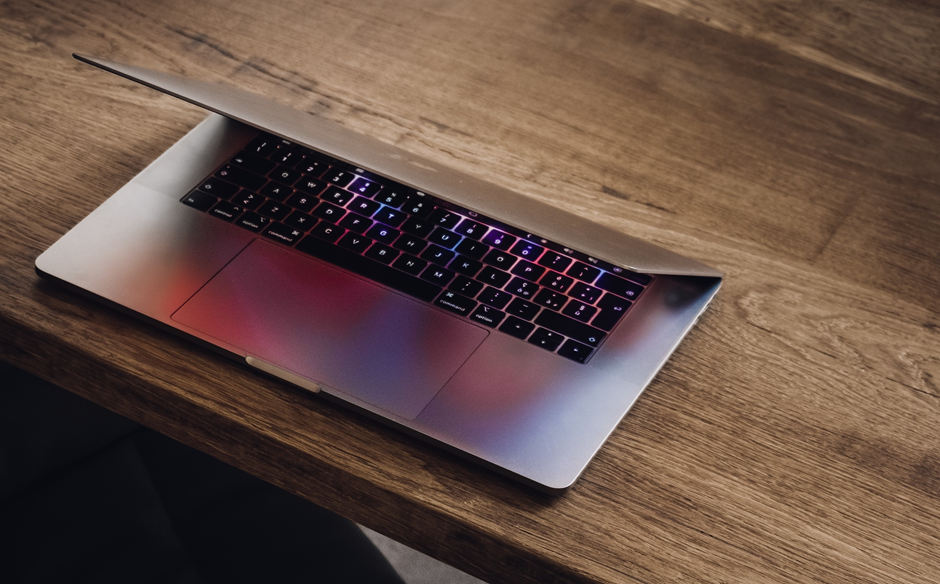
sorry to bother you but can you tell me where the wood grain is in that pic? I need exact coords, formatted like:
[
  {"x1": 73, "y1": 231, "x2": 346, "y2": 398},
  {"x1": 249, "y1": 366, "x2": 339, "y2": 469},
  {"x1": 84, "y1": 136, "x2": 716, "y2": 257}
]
[
  {"x1": 1, "y1": 0, "x2": 939, "y2": 583},
  {"x1": 633, "y1": 0, "x2": 940, "y2": 105}
]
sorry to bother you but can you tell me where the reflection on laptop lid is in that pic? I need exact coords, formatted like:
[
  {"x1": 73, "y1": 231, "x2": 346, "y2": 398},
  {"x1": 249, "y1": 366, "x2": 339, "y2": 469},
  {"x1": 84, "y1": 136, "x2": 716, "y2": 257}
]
[{"x1": 36, "y1": 54, "x2": 721, "y2": 492}]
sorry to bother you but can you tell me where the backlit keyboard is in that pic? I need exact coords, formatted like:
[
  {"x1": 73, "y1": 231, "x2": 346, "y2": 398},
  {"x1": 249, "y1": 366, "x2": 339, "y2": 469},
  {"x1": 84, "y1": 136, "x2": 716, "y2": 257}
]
[{"x1": 181, "y1": 132, "x2": 652, "y2": 363}]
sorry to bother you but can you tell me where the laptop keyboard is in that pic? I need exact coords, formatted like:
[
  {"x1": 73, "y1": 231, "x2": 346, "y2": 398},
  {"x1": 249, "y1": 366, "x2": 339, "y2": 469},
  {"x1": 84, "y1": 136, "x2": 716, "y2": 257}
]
[{"x1": 181, "y1": 132, "x2": 652, "y2": 364}]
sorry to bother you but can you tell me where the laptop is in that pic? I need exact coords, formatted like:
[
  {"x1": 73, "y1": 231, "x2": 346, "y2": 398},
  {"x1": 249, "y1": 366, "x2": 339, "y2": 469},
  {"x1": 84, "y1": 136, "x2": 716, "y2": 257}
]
[{"x1": 36, "y1": 54, "x2": 722, "y2": 492}]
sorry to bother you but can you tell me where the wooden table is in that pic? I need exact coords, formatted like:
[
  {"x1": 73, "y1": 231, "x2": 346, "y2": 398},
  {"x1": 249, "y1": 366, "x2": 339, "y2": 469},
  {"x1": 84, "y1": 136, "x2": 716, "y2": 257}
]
[{"x1": 2, "y1": 1, "x2": 938, "y2": 582}]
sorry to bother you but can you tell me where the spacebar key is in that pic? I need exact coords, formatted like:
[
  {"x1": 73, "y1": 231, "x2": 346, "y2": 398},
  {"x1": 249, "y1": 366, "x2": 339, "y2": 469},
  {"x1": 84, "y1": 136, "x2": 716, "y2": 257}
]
[
  {"x1": 534, "y1": 311, "x2": 606, "y2": 347},
  {"x1": 296, "y1": 235, "x2": 441, "y2": 302}
]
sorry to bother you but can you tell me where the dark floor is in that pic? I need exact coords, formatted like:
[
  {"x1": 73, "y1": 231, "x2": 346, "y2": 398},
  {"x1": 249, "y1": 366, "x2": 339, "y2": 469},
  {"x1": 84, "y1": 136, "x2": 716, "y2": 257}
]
[{"x1": 0, "y1": 361, "x2": 482, "y2": 584}]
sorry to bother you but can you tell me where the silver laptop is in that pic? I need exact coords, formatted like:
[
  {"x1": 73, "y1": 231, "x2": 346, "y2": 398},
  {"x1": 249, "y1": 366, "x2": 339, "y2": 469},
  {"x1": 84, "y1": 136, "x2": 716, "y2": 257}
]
[{"x1": 36, "y1": 54, "x2": 722, "y2": 492}]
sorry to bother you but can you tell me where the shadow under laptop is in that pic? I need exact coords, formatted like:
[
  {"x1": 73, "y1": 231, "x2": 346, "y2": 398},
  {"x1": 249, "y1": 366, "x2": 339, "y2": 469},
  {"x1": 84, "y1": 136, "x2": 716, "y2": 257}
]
[{"x1": 0, "y1": 361, "x2": 483, "y2": 584}]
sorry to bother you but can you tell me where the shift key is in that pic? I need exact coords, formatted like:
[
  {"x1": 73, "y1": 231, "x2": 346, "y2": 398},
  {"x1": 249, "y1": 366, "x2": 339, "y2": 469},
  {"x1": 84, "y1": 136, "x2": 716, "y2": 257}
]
[{"x1": 534, "y1": 310, "x2": 606, "y2": 347}]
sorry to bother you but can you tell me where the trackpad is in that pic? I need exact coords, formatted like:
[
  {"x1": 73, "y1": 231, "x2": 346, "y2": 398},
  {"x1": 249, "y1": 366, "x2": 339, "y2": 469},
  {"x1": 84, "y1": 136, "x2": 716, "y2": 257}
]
[{"x1": 172, "y1": 240, "x2": 488, "y2": 419}]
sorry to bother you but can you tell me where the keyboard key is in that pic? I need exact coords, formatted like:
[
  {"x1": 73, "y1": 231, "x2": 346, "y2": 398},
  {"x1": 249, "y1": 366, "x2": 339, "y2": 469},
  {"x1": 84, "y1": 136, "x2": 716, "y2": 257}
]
[
  {"x1": 269, "y1": 166, "x2": 301, "y2": 185},
  {"x1": 448, "y1": 275, "x2": 484, "y2": 298},
  {"x1": 284, "y1": 211, "x2": 317, "y2": 232},
  {"x1": 482, "y1": 229, "x2": 516, "y2": 250},
  {"x1": 401, "y1": 195, "x2": 433, "y2": 218},
  {"x1": 557, "y1": 340, "x2": 593, "y2": 363},
  {"x1": 596, "y1": 272, "x2": 644, "y2": 300},
  {"x1": 364, "y1": 242, "x2": 399, "y2": 264},
  {"x1": 528, "y1": 328, "x2": 564, "y2": 352},
  {"x1": 428, "y1": 208, "x2": 462, "y2": 229},
  {"x1": 434, "y1": 290, "x2": 476, "y2": 316},
  {"x1": 311, "y1": 201, "x2": 346, "y2": 222},
  {"x1": 181, "y1": 190, "x2": 218, "y2": 211},
  {"x1": 598, "y1": 293, "x2": 632, "y2": 313},
  {"x1": 569, "y1": 282, "x2": 602, "y2": 304},
  {"x1": 348, "y1": 177, "x2": 382, "y2": 197},
  {"x1": 428, "y1": 228, "x2": 462, "y2": 248},
  {"x1": 401, "y1": 217, "x2": 434, "y2": 238},
  {"x1": 296, "y1": 177, "x2": 328, "y2": 196},
  {"x1": 322, "y1": 187, "x2": 354, "y2": 206},
  {"x1": 270, "y1": 146, "x2": 299, "y2": 166},
  {"x1": 506, "y1": 298, "x2": 540, "y2": 320},
  {"x1": 234, "y1": 211, "x2": 270, "y2": 232},
  {"x1": 231, "y1": 151, "x2": 276, "y2": 175},
  {"x1": 286, "y1": 191, "x2": 319, "y2": 213},
  {"x1": 324, "y1": 169, "x2": 356, "y2": 188},
  {"x1": 592, "y1": 294, "x2": 631, "y2": 331},
  {"x1": 246, "y1": 136, "x2": 277, "y2": 157},
  {"x1": 539, "y1": 271, "x2": 573, "y2": 293},
  {"x1": 392, "y1": 234, "x2": 427, "y2": 255},
  {"x1": 420, "y1": 244, "x2": 455, "y2": 266},
  {"x1": 455, "y1": 218, "x2": 486, "y2": 239},
  {"x1": 295, "y1": 156, "x2": 331, "y2": 178},
  {"x1": 505, "y1": 277, "x2": 540, "y2": 300},
  {"x1": 534, "y1": 311, "x2": 606, "y2": 347},
  {"x1": 477, "y1": 266, "x2": 512, "y2": 288},
  {"x1": 337, "y1": 232, "x2": 372, "y2": 254},
  {"x1": 510, "y1": 240, "x2": 544, "y2": 261},
  {"x1": 591, "y1": 308, "x2": 626, "y2": 332},
  {"x1": 421, "y1": 265, "x2": 455, "y2": 286},
  {"x1": 310, "y1": 221, "x2": 344, "y2": 242},
  {"x1": 209, "y1": 201, "x2": 242, "y2": 221},
  {"x1": 499, "y1": 316, "x2": 535, "y2": 339},
  {"x1": 392, "y1": 254, "x2": 428, "y2": 276},
  {"x1": 259, "y1": 181, "x2": 293, "y2": 202},
  {"x1": 478, "y1": 287, "x2": 512, "y2": 309},
  {"x1": 257, "y1": 200, "x2": 291, "y2": 221},
  {"x1": 338, "y1": 212, "x2": 373, "y2": 233},
  {"x1": 562, "y1": 301, "x2": 597, "y2": 323},
  {"x1": 449, "y1": 256, "x2": 482, "y2": 277},
  {"x1": 454, "y1": 239, "x2": 489, "y2": 260},
  {"x1": 373, "y1": 207, "x2": 407, "y2": 227},
  {"x1": 215, "y1": 164, "x2": 266, "y2": 191},
  {"x1": 365, "y1": 224, "x2": 400, "y2": 244},
  {"x1": 470, "y1": 305, "x2": 506, "y2": 328},
  {"x1": 538, "y1": 251, "x2": 572, "y2": 272},
  {"x1": 375, "y1": 187, "x2": 411, "y2": 208},
  {"x1": 509, "y1": 260, "x2": 545, "y2": 282},
  {"x1": 347, "y1": 196, "x2": 382, "y2": 217},
  {"x1": 263, "y1": 222, "x2": 304, "y2": 246},
  {"x1": 196, "y1": 177, "x2": 239, "y2": 199},
  {"x1": 296, "y1": 236, "x2": 440, "y2": 302},
  {"x1": 533, "y1": 289, "x2": 567, "y2": 310},
  {"x1": 482, "y1": 249, "x2": 517, "y2": 270},
  {"x1": 567, "y1": 262, "x2": 601, "y2": 283},
  {"x1": 232, "y1": 191, "x2": 264, "y2": 210}
]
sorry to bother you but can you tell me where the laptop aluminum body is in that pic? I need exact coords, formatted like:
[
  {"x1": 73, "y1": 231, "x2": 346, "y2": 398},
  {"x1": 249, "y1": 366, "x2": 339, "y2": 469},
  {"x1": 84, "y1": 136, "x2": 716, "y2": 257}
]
[{"x1": 36, "y1": 55, "x2": 722, "y2": 492}]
